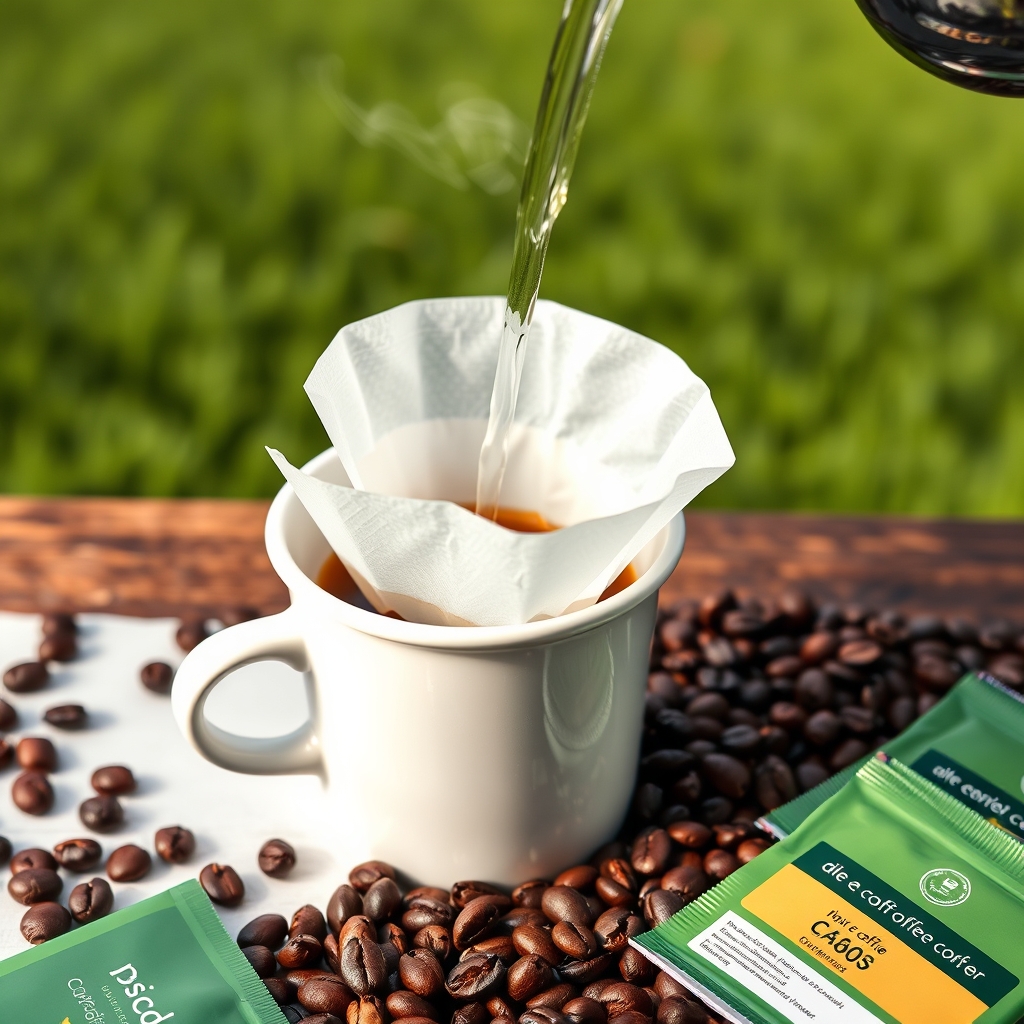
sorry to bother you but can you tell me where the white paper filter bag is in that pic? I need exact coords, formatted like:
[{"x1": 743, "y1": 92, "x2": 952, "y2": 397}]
[{"x1": 268, "y1": 296, "x2": 734, "y2": 626}]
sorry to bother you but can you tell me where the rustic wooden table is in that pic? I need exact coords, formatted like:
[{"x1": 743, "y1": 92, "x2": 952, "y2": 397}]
[
  {"x1": 1, "y1": 498, "x2": 1022, "y2": 623},
  {"x1": 0, "y1": 493, "x2": 1019, "y2": 614}
]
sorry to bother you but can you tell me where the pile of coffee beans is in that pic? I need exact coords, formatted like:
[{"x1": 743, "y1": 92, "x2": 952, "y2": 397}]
[{"x1": 4, "y1": 594, "x2": 1024, "y2": 1024}]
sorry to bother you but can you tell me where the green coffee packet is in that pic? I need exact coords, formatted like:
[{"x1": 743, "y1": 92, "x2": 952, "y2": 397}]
[
  {"x1": 0, "y1": 879, "x2": 286, "y2": 1023},
  {"x1": 635, "y1": 756, "x2": 1024, "y2": 1024},
  {"x1": 761, "y1": 672, "x2": 1024, "y2": 840}
]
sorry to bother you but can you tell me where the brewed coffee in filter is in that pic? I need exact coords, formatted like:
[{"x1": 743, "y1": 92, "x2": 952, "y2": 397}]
[{"x1": 268, "y1": 295, "x2": 733, "y2": 627}]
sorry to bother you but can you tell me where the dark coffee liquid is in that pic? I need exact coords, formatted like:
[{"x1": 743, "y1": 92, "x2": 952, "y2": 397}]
[
  {"x1": 856, "y1": 0, "x2": 1024, "y2": 95},
  {"x1": 315, "y1": 506, "x2": 638, "y2": 613}
]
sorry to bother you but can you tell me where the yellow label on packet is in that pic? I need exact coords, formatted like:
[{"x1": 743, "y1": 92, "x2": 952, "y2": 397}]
[{"x1": 742, "y1": 863, "x2": 987, "y2": 1024}]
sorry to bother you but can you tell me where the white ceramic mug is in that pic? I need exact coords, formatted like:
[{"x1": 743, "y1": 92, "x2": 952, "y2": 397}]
[{"x1": 172, "y1": 449, "x2": 685, "y2": 886}]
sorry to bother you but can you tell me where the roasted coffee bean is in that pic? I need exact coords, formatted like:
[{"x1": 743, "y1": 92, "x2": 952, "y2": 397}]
[
  {"x1": 176, "y1": 619, "x2": 209, "y2": 651},
  {"x1": 42, "y1": 612, "x2": 76, "y2": 636},
  {"x1": 278, "y1": 933, "x2": 324, "y2": 970},
  {"x1": 701, "y1": 754, "x2": 749, "y2": 799},
  {"x1": 3, "y1": 661, "x2": 49, "y2": 693},
  {"x1": 349, "y1": 860, "x2": 396, "y2": 893},
  {"x1": 736, "y1": 838, "x2": 770, "y2": 863},
  {"x1": 466, "y1": 934, "x2": 515, "y2": 963},
  {"x1": 17, "y1": 737, "x2": 57, "y2": 773},
  {"x1": 258, "y1": 837, "x2": 297, "y2": 877},
  {"x1": 341, "y1": 915, "x2": 377, "y2": 946},
  {"x1": 563, "y1": 997, "x2": 608, "y2": 1024},
  {"x1": 452, "y1": 881, "x2": 509, "y2": 910},
  {"x1": 520, "y1": 1010, "x2": 568, "y2": 1024},
  {"x1": 445, "y1": 953, "x2": 506, "y2": 1000},
  {"x1": 657, "y1": 999, "x2": 708, "y2": 1024},
  {"x1": 529, "y1": 984, "x2": 578, "y2": 1011},
  {"x1": 243, "y1": 945, "x2": 278, "y2": 978},
  {"x1": 290, "y1": 905, "x2": 328, "y2": 942},
  {"x1": 513, "y1": 924, "x2": 562, "y2": 965},
  {"x1": 400, "y1": 947, "x2": 446, "y2": 997},
  {"x1": 593, "y1": 908, "x2": 636, "y2": 953},
  {"x1": 653, "y1": 973, "x2": 688, "y2": 1001},
  {"x1": 629, "y1": 830, "x2": 671, "y2": 877},
  {"x1": 341, "y1": 935, "x2": 388, "y2": 994},
  {"x1": 155, "y1": 825, "x2": 195, "y2": 863},
  {"x1": 830, "y1": 738, "x2": 869, "y2": 770},
  {"x1": 9, "y1": 867, "x2": 62, "y2": 905},
  {"x1": 660, "y1": 866, "x2": 709, "y2": 902},
  {"x1": 541, "y1": 886, "x2": 593, "y2": 927},
  {"x1": 404, "y1": 895, "x2": 454, "y2": 931},
  {"x1": 703, "y1": 849, "x2": 739, "y2": 881},
  {"x1": 551, "y1": 920, "x2": 598, "y2": 960},
  {"x1": 39, "y1": 632, "x2": 77, "y2": 662},
  {"x1": 666, "y1": 821, "x2": 712, "y2": 848},
  {"x1": 596, "y1": 878, "x2": 635, "y2": 909},
  {"x1": 387, "y1": 990, "x2": 440, "y2": 1020},
  {"x1": 324, "y1": 883, "x2": 363, "y2": 933},
  {"x1": 642, "y1": 890, "x2": 684, "y2": 929},
  {"x1": 753, "y1": 756, "x2": 797, "y2": 811},
  {"x1": 141, "y1": 661, "x2": 175, "y2": 694},
  {"x1": 803, "y1": 710, "x2": 841, "y2": 746},
  {"x1": 488, "y1": 995, "x2": 517, "y2": 1022},
  {"x1": 13, "y1": 771, "x2": 54, "y2": 815},
  {"x1": 91, "y1": 764, "x2": 136, "y2": 795},
  {"x1": 507, "y1": 954, "x2": 554, "y2": 1002},
  {"x1": 617, "y1": 946, "x2": 656, "y2": 986},
  {"x1": 238, "y1": 913, "x2": 289, "y2": 949},
  {"x1": 106, "y1": 844, "x2": 151, "y2": 882},
  {"x1": 795, "y1": 759, "x2": 830, "y2": 792},
  {"x1": 69, "y1": 877, "x2": 113, "y2": 923},
  {"x1": 10, "y1": 847, "x2": 58, "y2": 873},
  {"x1": 44, "y1": 703, "x2": 88, "y2": 729},
  {"x1": 0, "y1": 837, "x2": 11, "y2": 866},
  {"x1": 555, "y1": 865, "x2": 599, "y2": 890},
  {"x1": 513, "y1": 879, "x2": 549, "y2": 908},
  {"x1": 0, "y1": 699, "x2": 16, "y2": 731},
  {"x1": 364, "y1": 876, "x2": 402, "y2": 921},
  {"x1": 200, "y1": 863, "x2": 245, "y2": 906},
  {"x1": 454, "y1": 896, "x2": 504, "y2": 949},
  {"x1": 324, "y1": 933, "x2": 341, "y2": 972},
  {"x1": 21, "y1": 901, "x2": 72, "y2": 944},
  {"x1": 595, "y1": 982, "x2": 653, "y2": 1019},
  {"x1": 300, "y1": 975, "x2": 356, "y2": 1015},
  {"x1": 600, "y1": 858, "x2": 637, "y2": 892},
  {"x1": 79, "y1": 794, "x2": 124, "y2": 831},
  {"x1": 452, "y1": 1002, "x2": 490, "y2": 1024},
  {"x1": 347, "y1": 995, "x2": 388, "y2": 1024},
  {"x1": 414, "y1": 925, "x2": 454, "y2": 960},
  {"x1": 560, "y1": 954, "x2": 616, "y2": 985},
  {"x1": 265, "y1": 977, "x2": 290, "y2": 1004}
]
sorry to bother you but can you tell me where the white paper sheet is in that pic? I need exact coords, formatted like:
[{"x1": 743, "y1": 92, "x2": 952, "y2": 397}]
[{"x1": 0, "y1": 612, "x2": 354, "y2": 961}]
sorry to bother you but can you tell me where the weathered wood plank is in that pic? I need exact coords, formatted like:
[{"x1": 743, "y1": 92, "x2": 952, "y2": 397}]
[{"x1": 0, "y1": 498, "x2": 1021, "y2": 623}]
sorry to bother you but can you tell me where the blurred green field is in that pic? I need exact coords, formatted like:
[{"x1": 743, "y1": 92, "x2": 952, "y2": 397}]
[{"x1": 2, "y1": 0, "x2": 1023, "y2": 513}]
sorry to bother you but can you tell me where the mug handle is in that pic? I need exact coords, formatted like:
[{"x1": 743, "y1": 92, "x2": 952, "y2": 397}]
[{"x1": 170, "y1": 609, "x2": 323, "y2": 776}]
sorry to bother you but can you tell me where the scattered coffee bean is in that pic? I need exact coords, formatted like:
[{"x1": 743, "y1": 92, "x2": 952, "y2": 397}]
[
  {"x1": 91, "y1": 764, "x2": 136, "y2": 795},
  {"x1": 341, "y1": 934, "x2": 388, "y2": 994},
  {"x1": 200, "y1": 863, "x2": 245, "y2": 906},
  {"x1": 400, "y1": 948, "x2": 446, "y2": 998},
  {"x1": 259, "y1": 837, "x2": 296, "y2": 877},
  {"x1": 141, "y1": 661, "x2": 175, "y2": 694},
  {"x1": 107, "y1": 844, "x2": 152, "y2": 882},
  {"x1": 0, "y1": 837, "x2": 10, "y2": 865},
  {"x1": 54, "y1": 838, "x2": 103, "y2": 872},
  {"x1": 445, "y1": 952, "x2": 506, "y2": 999},
  {"x1": 43, "y1": 703, "x2": 88, "y2": 729},
  {"x1": 0, "y1": 739, "x2": 12, "y2": 771},
  {"x1": 21, "y1": 901, "x2": 72, "y2": 944},
  {"x1": 0, "y1": 699, "x2": 17, "y2": 730},
  {"x1": 238, "y1": 913, "x2": 289, "y2": 950},
  {"x1": 80, "y1": 794, "x2": 124, "y2": 832},
  {"x1": 8, "y1": 867, "x2": 62, "y2": 905},
  {"x1": 10, "y1": 848, "x2": 58, "y2": 874},
  {"x1": 39, "y1": 632, "x2": 77, "y2": 662},
  {"x1": 350, "y1": 860, "x2": 397, "y2": 893},
  {"x1": 155, "y1": 825, "x2": 195, "y2": 863},
  {"x1": 17, "y1": 737, "x2": 57, "y2": 773},
  {"x1": 300, "y1": 975, "x2": 355, "y2": 1015},
  {"x1": 176, "y1": 619, "x2": 209, "y2": 652},
  {"x1": 291, "y1": 904, "x2": 328, "y2": 942},
  {"x1": 328, "y1": 884, "x2": 364, "y2": 933},
  {"x1": 69, "y1": 877, "x2": 114, "y2": 923},
  {"x1": 13, "y1": 771, "x2": 54, "y2": 815},
  {"x1": 2, "y1": 662, "x2": 48, "y2": 693}
]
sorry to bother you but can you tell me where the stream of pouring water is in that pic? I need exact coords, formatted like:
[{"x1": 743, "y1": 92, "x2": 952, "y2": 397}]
[{"x1": 474, "y1": 0, "x2": 626, "y2": 520}]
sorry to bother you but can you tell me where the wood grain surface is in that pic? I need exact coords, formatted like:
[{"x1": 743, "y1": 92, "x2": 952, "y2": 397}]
[{"x1": 0, "y1": 497, "x2": 1021, "y2": 623}]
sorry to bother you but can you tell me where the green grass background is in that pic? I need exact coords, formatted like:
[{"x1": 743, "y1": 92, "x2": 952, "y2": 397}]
[{"x1": 2, "y1": 0, "x2": 1023, "y2": 513}]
